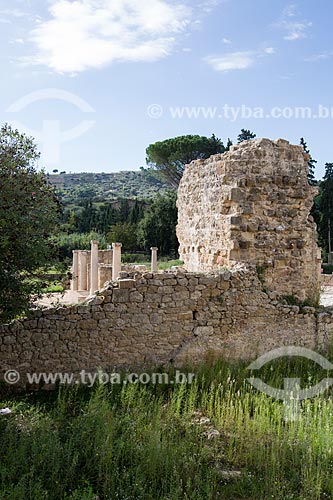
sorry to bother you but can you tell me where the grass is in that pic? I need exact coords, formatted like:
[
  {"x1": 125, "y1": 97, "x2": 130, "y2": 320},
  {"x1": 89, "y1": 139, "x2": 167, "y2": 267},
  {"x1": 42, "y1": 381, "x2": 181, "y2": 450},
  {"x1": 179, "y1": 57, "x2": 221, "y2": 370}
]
[
  {"x1": 1, "y1": 357, "x2": 333, "y2": 499},
  {"x1": 157, "y1": 259, "x2": 184, "y2": 270},
  {"x1": 42, "y1": 284, "x2": 65, "y2": 293},
  {"x1": 122, "y1": 258, "x2": 184, "y2": 271}
]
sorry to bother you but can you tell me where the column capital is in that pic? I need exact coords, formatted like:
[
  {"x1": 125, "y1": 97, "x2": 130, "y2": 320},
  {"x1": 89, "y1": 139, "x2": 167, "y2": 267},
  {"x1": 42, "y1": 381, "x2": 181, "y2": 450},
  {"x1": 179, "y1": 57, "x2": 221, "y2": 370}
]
[
  {"x1": 150, "y1": 247, "x2": 158, "y2": 251},
  {"x1": 112, "y1": 242, "x2": 122, "y2": 248}
]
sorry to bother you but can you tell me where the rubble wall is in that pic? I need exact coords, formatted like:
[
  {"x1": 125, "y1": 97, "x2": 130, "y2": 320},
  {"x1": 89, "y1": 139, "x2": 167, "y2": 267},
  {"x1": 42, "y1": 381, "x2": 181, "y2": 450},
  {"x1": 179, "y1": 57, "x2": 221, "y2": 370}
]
[{"x1": 1, "y1": 268, "x2": 329, "y2": 388}]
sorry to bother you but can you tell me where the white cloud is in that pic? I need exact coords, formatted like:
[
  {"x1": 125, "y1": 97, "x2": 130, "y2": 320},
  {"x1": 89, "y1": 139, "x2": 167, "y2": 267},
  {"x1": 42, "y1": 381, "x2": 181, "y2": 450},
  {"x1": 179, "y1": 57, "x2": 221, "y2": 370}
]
[
  {"x1": 282, "y1": 4, "x2": 297, "y2": 17},
  {"x1": 205, "y1": 46, "x2": 275, "y2": 72},
  {"x1": 0, "y1": 8, "x2": 27, "y2": 18},
  {"x1": 205, "y1": 51, "x2": 255, "y2": 72},
  {"x1": 0, "y1": 7, "x2": 28, "y2": 23},
  {"x1": 277, "y1": 4, "x2": 312, "y2": 41},
  {"x1": 200, "y1": 0, "x2": 222, "y2": 13},
  {"x1": 283, "y1": 21, "x2": 312, "y2": 41},
  {"x1": 305, "y1": 52, "x2": 333, "y2": 62},
  {"x1": 222, "y1": 37, "x2": 232, "y2": 44},
  {"x1": 11, "y1": 38, "x2": 25, "y2": 45},
  {"x1": 28, "y1": 0, "x2": 192, "y2": 73}
]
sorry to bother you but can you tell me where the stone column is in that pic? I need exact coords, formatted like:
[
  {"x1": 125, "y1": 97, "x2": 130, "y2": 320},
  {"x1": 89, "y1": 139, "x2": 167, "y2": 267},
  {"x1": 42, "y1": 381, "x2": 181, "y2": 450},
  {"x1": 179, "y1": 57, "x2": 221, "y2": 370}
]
[
  {"x1": 112, "y1": 242, "x2": 122, "y2": 281},
  {"x1": 90, "y1": 240, "x2": 99, "y2": 295},
  {"x1": 150, "y1": 247, "x2": 158, "y2": 272},
  {"x1": 78, "y1": 251, "x2": 88, "y2": 291},
  {"x1": 71, "y1": 250, "x2": 79, "y2": 291}
]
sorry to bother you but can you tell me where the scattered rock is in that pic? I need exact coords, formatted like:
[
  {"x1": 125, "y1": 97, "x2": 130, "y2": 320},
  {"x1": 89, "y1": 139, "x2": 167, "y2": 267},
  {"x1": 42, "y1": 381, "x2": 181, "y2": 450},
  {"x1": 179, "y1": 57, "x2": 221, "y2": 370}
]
[
  {"x1": 218, "y1": 469, "x2": 242, "y2": 480},
  {"x1": 204, "y1": 428, "x2": 221, "y2": 440},
  {"x1": 0, "y1": 408, "x2": 12, "y2": 415}
]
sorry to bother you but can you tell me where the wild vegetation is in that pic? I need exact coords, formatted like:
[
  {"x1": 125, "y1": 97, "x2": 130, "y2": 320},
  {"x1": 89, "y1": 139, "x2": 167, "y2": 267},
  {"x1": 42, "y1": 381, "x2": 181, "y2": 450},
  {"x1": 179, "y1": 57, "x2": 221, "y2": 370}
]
[
  {"x1": 50, "y1": 170, "x2": 173, "y2": 205},
  {"x1": 1, "y1": 357, "x2": 333, "y2": 500}
]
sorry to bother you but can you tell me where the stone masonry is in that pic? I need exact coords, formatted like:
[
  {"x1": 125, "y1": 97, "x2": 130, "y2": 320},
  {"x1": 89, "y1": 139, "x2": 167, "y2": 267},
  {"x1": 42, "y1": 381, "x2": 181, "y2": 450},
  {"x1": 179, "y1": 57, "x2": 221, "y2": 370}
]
[
  {"x1": 1, "y1": 266, "x2": 332, "y2": 388},
  {"x1": 1, "y1": 138, "x2": 330, "y2": 386},
  {"x1": 177, "y1": 138, "x2": 321, "y2": 302}
]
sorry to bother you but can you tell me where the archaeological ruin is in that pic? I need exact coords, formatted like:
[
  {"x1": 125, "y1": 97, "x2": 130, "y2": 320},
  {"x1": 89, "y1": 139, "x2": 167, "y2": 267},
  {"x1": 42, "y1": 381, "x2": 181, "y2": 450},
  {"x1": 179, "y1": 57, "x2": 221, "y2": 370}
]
[
  {"x1": 70, "y1": 242, "x2": 159, "y2": 297},
  {"x1": 177, "y1": 138, "x2": 321, "y2": 302},
  {"x1": 1, "y1": 138, "x2": 332, "y2": 388}
]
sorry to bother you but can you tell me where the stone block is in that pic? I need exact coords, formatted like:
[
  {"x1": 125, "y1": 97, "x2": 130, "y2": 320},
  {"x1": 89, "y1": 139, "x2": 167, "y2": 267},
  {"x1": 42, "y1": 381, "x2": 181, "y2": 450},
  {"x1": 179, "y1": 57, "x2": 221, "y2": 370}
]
[
  {"x1": 112, "y1": 289, "x2": 130, "y2": 303},
  {"x1": 118, "y1": 279, "x2": 136, "y2": 290},
  {"x1": 193, "y1": 326, "x2": 214, "y2": 336}
]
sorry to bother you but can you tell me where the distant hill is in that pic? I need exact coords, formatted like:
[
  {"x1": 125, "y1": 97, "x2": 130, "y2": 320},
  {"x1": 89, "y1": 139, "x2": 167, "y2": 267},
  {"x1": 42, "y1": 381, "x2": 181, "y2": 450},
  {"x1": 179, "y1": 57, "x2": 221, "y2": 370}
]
[{"x1": 49, "y1": 170, "x2": 174, "y2": 205}]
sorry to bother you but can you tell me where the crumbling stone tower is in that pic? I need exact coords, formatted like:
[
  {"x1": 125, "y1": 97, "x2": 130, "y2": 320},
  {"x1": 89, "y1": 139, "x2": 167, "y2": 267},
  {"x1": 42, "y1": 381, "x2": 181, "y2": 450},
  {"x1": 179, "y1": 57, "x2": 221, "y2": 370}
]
[{"x1": 177, "y1": 138, "x2": 321, "y2": 302}]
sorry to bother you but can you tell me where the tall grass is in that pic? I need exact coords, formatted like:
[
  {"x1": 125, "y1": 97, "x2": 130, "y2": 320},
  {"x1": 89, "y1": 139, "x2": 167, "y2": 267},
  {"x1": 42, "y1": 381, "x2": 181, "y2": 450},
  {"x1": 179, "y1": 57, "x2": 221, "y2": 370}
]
[{"x1": 1, "y1": 358, "x2": 333, "y2": 499}]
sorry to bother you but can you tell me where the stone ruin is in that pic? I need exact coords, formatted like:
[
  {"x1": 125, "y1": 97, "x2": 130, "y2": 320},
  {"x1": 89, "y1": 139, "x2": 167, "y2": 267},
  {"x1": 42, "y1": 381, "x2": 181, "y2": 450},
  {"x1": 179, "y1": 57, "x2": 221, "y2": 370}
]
[
  {"x1": 71, "y1": 241, "x2": 113, "y2": 295},
  {"x1": 1, "y1": 138, "x2": 330, "y2": 388},
  {"x1": 70, "y1": 242, "x2": 158, "y2": 296},
  {"x1": 177, "y1": 138, "x2": 321, "y2": 303}
]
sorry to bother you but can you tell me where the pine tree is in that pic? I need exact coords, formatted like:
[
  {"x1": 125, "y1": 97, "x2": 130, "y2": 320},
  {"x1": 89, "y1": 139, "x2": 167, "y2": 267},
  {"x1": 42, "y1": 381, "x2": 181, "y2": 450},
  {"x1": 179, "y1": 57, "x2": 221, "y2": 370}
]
[
  {"x1": 129, "y1": 200, "x2": 145, "y2": 224},
  {"x1": 237, "y1": 129, "x2": 256, "y2": 143},
  {"x1": 300, "y1": 137, "x2": 317, "y2": 185},
  {"x1": 318, "y1": 163, "x2": 333, "y2": 255},
  {"x1": 226, "y1": 138, "x2": 233, "y2": 150},
  {"x1": 119, "y1": 199, "x2": 130, "y2": 222}
]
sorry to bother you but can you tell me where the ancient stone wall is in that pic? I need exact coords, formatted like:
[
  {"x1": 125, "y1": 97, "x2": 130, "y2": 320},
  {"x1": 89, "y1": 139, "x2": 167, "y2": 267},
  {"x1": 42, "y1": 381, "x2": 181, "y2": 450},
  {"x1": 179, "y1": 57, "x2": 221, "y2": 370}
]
[
  {"x1": 0, "y1": 138, "x2": 328, "y2": 385},
  {"x1": 177, "y1": 138, "x2": 321, "y2": 302},
  {"x1": 1, "y1": 267, "x2": 330, "y2": 388}
]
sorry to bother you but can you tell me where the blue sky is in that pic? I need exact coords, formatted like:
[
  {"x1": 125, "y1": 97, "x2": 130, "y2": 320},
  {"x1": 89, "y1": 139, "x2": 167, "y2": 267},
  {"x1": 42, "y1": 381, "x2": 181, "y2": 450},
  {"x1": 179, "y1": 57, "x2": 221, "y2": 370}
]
[{"x1": 0, "y1": 0, "x2": 332, "y2": 178}]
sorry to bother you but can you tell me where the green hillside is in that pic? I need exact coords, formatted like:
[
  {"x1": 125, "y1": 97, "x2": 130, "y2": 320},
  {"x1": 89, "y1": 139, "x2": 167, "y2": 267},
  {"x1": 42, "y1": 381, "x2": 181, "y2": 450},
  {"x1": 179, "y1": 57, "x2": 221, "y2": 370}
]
[{"x1": 49, "y1": 170, "x2": 173, "y2": 204}]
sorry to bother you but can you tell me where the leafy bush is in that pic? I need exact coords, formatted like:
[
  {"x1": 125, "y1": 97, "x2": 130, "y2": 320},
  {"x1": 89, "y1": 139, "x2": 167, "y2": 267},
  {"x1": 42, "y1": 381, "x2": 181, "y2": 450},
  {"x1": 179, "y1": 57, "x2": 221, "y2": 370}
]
[
  {"x1": 122, "y1": 253, "x2": 150, "y2": 263},
  {"x1": 50, "y1": 232, "x2": 108, "y2": 261},
  {"x1": 322, "y1": 263, "x2": 333, "y2": 275}
]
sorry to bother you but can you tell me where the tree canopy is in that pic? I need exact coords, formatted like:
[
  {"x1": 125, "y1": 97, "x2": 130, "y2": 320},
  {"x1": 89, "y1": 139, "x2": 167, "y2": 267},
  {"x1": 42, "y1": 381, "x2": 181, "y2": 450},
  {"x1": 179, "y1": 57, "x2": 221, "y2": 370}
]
[
  {"x1": 0, "y1": 124, "x2": 61, "y2": 322},
  {"x1": 318, "y1": 163, "x2": 333, "y2": 254},
  {"x1": 300, "y1": 137, "x2": 317, "y2": 185},
  {"x1": 237, "y1": 129, "x2": 256, "y2": 143},
  {"x1": 146, "y1": 134, "x2": 225, "y2": 187},
  {"x1": 107, "y1": 223, "x2": 138, "y2": 252},
  {"x1": 137, "y1": 191, "x2": 178, "y2": 256}
]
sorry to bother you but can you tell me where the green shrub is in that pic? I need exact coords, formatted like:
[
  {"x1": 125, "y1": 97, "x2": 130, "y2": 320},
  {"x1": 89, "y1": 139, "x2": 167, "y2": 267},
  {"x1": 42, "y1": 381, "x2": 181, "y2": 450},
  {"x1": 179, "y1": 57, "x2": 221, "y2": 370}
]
[
  {"x1": 322, "y1": 263, "x2": 333, "y2": 275},
  {"x1": 49, "y1": 232, "x2": 107, "y2": 261},
  {"x1": 122, "y1": 253, "x2": 150, "y2": 263}
]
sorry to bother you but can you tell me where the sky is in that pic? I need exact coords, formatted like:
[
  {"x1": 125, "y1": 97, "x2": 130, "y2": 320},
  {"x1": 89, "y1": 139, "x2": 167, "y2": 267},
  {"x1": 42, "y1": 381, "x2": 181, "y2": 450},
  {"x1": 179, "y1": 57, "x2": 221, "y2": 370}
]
[{"x1": 0, "y1": 0, "x2": 332, "y2": 178}]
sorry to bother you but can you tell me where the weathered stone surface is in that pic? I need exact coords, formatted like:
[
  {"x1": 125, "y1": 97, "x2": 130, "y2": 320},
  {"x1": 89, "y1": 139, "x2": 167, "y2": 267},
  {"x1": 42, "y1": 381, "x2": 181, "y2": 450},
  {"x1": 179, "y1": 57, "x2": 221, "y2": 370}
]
[
  {"x1": 176, "y1": 138, "x2": 321, "y2": 302},
  {"x1": 119, "y1": 279, "x2": 136, "y2": 290},
  {"x1": 193, "y1": 326, "x2": 214, "y2": 336},
  {"x1": 1, "y1": 267, "x2": 332, "y2": 389}
]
